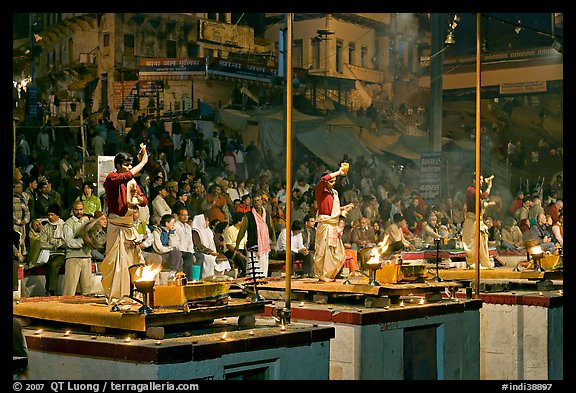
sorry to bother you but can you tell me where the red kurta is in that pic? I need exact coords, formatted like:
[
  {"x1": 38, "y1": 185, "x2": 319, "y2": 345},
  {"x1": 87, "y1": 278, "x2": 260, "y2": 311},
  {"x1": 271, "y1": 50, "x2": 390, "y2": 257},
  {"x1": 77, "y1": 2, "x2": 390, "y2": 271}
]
[{"x1": 104, "y1": 171, "x2": 147, "y2": 216}]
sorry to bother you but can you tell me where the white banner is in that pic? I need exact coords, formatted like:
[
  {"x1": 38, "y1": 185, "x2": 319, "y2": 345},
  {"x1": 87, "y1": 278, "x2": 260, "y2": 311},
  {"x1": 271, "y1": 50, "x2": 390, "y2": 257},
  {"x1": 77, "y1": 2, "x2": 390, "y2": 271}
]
[
  {"x1": 500, "y1": 81, "x2": 547, "y2": 94},
  {"x1": 97, "y1": 156, "x2": 115, "y2": 199}
]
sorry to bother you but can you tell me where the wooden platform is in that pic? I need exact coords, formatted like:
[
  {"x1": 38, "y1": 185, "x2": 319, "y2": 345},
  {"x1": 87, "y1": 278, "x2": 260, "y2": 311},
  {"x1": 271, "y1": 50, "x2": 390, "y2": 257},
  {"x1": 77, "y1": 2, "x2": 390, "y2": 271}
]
[
  {"x1": 399, "y1": 248, "x2": 498, "y2": 261},
  {"x1": 258, "y1": 277, "x2": 459, "y2": 303},
  {"x1": 13, "y1": 296, "x2": 269, "y2": 334},
  {"x1": 436, "y1": 267, "x2": 563, "y2": 282}
]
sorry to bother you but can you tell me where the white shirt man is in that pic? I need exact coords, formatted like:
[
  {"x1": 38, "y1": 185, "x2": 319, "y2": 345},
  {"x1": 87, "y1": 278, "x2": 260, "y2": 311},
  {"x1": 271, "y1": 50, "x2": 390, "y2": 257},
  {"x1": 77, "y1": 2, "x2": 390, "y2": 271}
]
[
  {"x1": 152, "y1": 186, "x2": 172, "y2": 219},
  {"x1": 62, "y1": 201, "x2": 92, "y2": 296},
  {"x1": 173, "y1": 208, "x2": 204, "y2": 279},
  {"x1": 276, "y1": 226, "x2": 307, "y2": 254},
  {"x1": 274, "y1": 219, "x2": 311, "y2": 276}
]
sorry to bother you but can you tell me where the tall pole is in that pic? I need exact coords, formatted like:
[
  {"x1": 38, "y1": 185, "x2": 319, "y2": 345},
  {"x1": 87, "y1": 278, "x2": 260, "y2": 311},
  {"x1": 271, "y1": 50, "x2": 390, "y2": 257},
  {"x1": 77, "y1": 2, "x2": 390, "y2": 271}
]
[
  {"x1": 284, "y1": 13, "x2": 294, "y2": 313},
  {"x1": 80, "y1": 105, "x2": 86, "y2": 181},
  {"x1": 13, "y1": 118, "x2": 17, "y2": 170},
  {"x1": 429, "y1": 13, "x2": 444, "y2": 153},
  {"x1": 474, "y1": 13, "x2": 482, "y2": 298}
]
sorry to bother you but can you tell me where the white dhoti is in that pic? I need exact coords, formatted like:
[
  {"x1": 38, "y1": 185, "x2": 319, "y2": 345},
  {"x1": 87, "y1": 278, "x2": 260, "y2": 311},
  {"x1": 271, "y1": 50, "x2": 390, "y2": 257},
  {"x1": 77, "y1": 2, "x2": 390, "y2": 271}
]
[
  {"x1": 313, "y1": 192, "x2": 346, "y2": 280},
  {"x1": 101, "y1": 211, "x2": 144, "y2": 303},
  {"x1": 245, "y1": 249, "x2": 269, "y2": 278},
  {"x1": 201, "y1": 253, "x2": 231, "y2": 278},
  {"x1": 462, "y1": 212, "x2": 492, "y2": 268}
]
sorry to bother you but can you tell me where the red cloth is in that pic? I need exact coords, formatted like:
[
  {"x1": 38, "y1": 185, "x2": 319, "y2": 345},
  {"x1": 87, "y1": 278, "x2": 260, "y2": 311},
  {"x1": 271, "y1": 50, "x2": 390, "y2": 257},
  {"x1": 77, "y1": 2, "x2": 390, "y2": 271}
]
[
  {"x1": 546, "y1": 204, "x2": 560, "y2": 225},
  {"x1": 465, "y1": 185, "x2": 489, "y2": 213},
  {"x1": 315, "y1": 173, "x2": 335, "y2": 216},
  {"x1": 509, "y1": 198, "x2": 522, "y2": 214},
  {"x1": 104, "y1": 171, "x2": 147, "y2": 216}
]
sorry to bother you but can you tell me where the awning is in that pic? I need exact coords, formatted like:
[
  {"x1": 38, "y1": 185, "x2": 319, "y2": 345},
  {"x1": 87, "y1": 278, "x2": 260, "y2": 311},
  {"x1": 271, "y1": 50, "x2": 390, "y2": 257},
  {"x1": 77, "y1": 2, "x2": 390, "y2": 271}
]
[{"x1": 68, "y1": 75, "x2": 98, "y2": 91}]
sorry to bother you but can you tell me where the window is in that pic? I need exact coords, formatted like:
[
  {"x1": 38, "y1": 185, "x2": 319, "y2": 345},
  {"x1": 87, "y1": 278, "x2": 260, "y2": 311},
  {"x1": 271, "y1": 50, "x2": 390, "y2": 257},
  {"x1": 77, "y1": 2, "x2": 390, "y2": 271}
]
[
  {"x1": 311, "y1": 38, "x2": 320, "y2": 69},
  {"x1": 407, "y1": 41, "x2": 415, "y2": 73},
  {"x1": 205, "y1": 48, "x2": 215, "y2": 59},
  {"x1": 68, "y1": 37, "x2": 74, "y2": 65},
  {"x1": 124, "y1": 34, "x2": 135, "y2": 56},
  {"x1": 336, "y1": 39, "x2": 343, "y2": 72},
  {"x1": 349, "y1": 42, "x2": 356, "y2": 65},
  {"x1": 167, "y1": 40, "x2": 177, "y2": 58},
  {"x1": 293, "y1": 39, "x2": 303, "y2": 68},
  {"x1": 103, "y1": 33, "x2": 110, "y2": 48},
  {"x1": 361, "y1": 46, "x2": 368, "y2": 68}
]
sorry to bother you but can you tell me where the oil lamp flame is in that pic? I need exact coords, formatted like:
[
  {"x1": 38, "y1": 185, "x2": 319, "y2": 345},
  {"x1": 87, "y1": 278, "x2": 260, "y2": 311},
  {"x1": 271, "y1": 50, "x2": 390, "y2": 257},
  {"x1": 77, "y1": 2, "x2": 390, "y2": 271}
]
[
  {"x1": 136, "y1": 264, "x2": 162, "y2": 282},
  {"x1": 366, "y1": 235, "x2": 390, "y2": 265},
  {"x1": 529, "y1": 245, "x2": 543, "y2": 256}
]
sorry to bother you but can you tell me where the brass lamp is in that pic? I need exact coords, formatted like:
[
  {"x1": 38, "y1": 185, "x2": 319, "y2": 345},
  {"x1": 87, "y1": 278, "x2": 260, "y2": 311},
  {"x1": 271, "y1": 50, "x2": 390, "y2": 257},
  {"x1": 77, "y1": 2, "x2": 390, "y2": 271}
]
[
  {"x1": 365, "y1": 257, "x2": 382, "y2": 286},
  {"x1": 528, "y1": 245, "x2": 546, "y2": 272},
  {"x1": 134, "y1": 280, "x2": 155, "y2": 314}
]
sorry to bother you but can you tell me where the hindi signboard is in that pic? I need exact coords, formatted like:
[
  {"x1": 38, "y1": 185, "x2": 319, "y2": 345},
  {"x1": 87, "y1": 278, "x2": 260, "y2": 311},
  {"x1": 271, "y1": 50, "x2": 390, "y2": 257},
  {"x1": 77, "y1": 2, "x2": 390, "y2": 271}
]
[
  {"x1": 419, "y1": 152, "x2": 442, "y2": 205},
  {"x1": 139, "y1": 58, "x2": 206, "y2": 81}
]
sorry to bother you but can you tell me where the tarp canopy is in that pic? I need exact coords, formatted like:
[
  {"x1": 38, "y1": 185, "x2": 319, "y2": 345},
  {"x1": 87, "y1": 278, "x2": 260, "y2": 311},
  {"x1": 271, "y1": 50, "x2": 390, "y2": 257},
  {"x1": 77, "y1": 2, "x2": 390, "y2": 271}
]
[
  {"x1": 255, "y1": 107, "x2": 325, "y2": 159},
  {"x1": 215, "y1": 108, "x2": 251, "y2": 131},
  {"x1": 228, "y1": 104, "x2": 476, "y2": 167},
  {"x1": 325, "y1": 112, "x2": 375, "y2": 131},
  {"x1": 296, "y1": 126, "x2": 374, "y2": 168}
]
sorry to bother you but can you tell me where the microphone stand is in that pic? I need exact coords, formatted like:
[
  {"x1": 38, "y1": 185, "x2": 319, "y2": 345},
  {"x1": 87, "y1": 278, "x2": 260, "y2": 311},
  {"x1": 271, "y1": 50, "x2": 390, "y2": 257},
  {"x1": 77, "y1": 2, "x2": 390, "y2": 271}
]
[{"x1": 434, "y1": 238, "x2": 443, "y2": 282}]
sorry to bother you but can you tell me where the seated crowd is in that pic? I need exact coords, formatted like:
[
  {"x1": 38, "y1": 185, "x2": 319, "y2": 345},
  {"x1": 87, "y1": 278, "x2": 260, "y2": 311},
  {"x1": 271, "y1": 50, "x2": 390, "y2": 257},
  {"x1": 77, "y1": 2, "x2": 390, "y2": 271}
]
[{"x1": 13, "y1": 115, "x2": 563, "y2": 296}]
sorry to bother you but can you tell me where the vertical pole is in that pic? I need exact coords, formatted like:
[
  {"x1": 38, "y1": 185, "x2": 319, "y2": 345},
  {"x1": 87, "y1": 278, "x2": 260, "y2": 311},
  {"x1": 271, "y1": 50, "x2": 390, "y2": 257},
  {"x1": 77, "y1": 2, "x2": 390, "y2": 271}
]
[
  {"x1": 156, "y1": 81, "x2": 161, "y2": 120},
  {"x1": 474, "y1": 13, "x2": 482, "y2": 298},
  {"x1": 80, "y1": 105, "x2": 86, "y2": 181},
  {"x1": 429, "y1": 13, "x2": 444, "y2": 153},
  {"x1": 284, "y1": 13, "x2": 294, "y2": 313},
  {"x1": 13, "y1": 118, "x2": 17, "y2": 170}
]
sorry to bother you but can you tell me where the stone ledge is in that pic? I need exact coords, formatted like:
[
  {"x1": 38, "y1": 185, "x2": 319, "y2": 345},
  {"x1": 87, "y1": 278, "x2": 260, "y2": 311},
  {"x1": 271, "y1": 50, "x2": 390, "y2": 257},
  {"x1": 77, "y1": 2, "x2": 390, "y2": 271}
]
[{"x1": 23, "y1": 324, "x2": 335, "y2": 364}]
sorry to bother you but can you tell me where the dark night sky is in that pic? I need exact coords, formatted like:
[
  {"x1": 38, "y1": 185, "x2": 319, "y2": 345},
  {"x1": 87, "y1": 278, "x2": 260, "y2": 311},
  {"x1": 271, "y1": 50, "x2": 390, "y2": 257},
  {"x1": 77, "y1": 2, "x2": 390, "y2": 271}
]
[
  {"x1": 448, "y1": 13, "x2": 558, "y2": 55},
  {"x1": 13, "y1": 13, "x2": 560, "y2": 52}
]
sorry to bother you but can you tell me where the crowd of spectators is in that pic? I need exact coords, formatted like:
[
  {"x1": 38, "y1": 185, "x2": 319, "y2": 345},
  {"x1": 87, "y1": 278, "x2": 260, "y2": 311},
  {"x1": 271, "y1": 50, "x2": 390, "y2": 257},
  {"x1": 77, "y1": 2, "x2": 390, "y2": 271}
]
[{"x1": 13, "y1": 110, "x2": 563, "y2": 295}]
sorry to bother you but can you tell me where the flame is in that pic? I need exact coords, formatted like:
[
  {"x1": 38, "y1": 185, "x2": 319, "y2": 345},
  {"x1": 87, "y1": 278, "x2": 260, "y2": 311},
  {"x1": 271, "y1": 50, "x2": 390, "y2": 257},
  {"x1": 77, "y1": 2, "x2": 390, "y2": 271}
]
[
  {"x1": 135, "y1": 264, "x2": 162, "y2": 282},
  {"x1": 529, "y1": 245, "x2": 543, "y2": 256},
  {"x1": 366, "y1": 235, "x2": 390, "y2": 265},
  {"x1": 220, "y1": 332, "x2": 228, "y2": 341}
]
